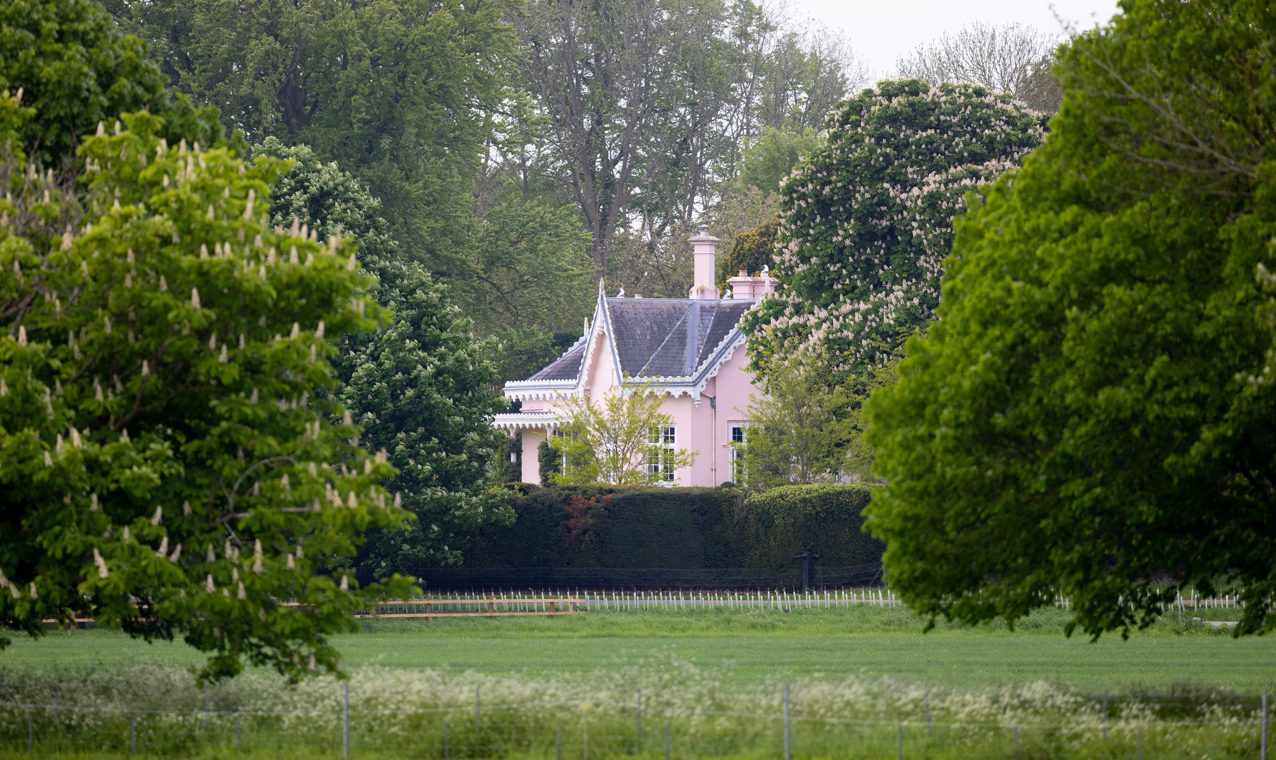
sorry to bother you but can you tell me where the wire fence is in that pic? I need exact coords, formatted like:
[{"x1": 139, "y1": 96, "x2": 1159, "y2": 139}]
[{"x1": 0, "y1": 682, "x2": 1269, "y2": 758}]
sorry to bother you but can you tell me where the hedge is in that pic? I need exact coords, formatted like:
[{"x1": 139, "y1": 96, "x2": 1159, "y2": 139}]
[{"x1": 421, "y1": 484, "x2": 882, "y2": 589}]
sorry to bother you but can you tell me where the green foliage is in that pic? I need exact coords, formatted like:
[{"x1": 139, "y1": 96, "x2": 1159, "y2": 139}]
[
  {"x1": 0, "y1": 0, "x2": 226, "y2": 168},
  {"x1": 548, "y1": 388, "x2": 695, "y2": 486},
  {"x1": 738, "y1": 127, "x2": 822, "y2": 196},
  {"x1": 866, "y1": 0, "x2": 1276, "y2": 637},
  {"x1": 110, "y1": 0, "x2": 513, "y2": 272},
  {"x1": 720, "y1": 214, "x2": 779, "y2": 286},
  {"x1": 460, "y1": 484, "x2": 882, "y2": 586},
  {"x1": 462, "y1": 194, "x2": 594, "y2": 381},
  {"x1": 743, "y1": 357, "x2": 858, "y2": 489},
  {"x1": 253, "y1": 139, "x2": 511, "y2": 576},
  {"x1": 743, "y1": 80, "x2": 1044, "y2": 380},
  {"x1": 738, "y1": 484, "x2": 881, "y2": 574},
  {"x1": 463, "y1": 487, "x2": 736, "y2": 574},
  {"x1": 0, "y1": 100, "x2": 411, "y2": 681},
  {"x1": 536, "y1": 440, "x2": 560, "y2": 486}
]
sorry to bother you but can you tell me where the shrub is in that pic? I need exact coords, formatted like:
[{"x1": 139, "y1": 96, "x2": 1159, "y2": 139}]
[
  {"x1": 738, "y1": 484, "x2": 882, "y2": 582},
  {"x1": 435, "y1": 485, "x2": 882, "y2": 588}
]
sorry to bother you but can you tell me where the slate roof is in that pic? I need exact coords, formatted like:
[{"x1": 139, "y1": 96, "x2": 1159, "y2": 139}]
[
  {"x1": 527, "y1": 339, "x2": 587, "y2": 382},
  {"x1": 520, "y1": 297, "x2": 754, "y2": 385}
]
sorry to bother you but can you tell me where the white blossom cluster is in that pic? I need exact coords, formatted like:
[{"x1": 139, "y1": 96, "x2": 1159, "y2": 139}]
[{"x1": 752, "y1": 82, "x2": 1045, "y2": 376}]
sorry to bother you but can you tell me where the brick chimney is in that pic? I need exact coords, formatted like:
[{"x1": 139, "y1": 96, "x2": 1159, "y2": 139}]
[{"x1": 688, "y1": 225, "x2": 719, "y2": 300}]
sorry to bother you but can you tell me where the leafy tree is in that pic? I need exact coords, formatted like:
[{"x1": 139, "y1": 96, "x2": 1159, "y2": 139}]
[
  {"x1": 549, "y1": 388, "x2": 695, "y2": 486},
  {"x1": 896, "y1": 22, "x2": 1064, "y2": 113},
  {"x1": 742, "y1": 357, "x2": 858, "y2": 490},
  {"x1": 720, "y1": 214, "x2": 779, "y2": 287},
  {"x1": 253, "y1": 139, "x2": 511, "y2": 577},
  {"x1": 866, "y1": 0, "x2": 1276, "y2": 637},
  {"x1": 0, "y1": 100, "x2": 410, "y2": 681},
  {"x1": 743, "y1": 80, "x2": 1044, "y2": 382},
  {"x1": 0, "y1": 0, "x2": 226, "y2": 167},
  {"x1": 108, "y1": 0, "x2": 513, "y2": 274},
  {"x1": 507, "y1": 0, "x2": 862, "y2": 272},
  {"x1": 737, "y1": 127, "x2": 823, "y2": 197},
  {"x1": 458, "y1": 193, "x2": 594, "y2": 381}
]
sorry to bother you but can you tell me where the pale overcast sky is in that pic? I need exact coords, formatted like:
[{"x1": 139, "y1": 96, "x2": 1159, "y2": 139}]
[{"x1": 785, "y1": 0, "x2": 1123, "y2": 80}]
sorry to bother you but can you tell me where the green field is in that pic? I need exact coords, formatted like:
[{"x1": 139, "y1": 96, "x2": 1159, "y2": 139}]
[
  {"x1": 5, "y1": 605, "x2": 1273, "y2": 691},
  {"x1": 2, "y1": 607, "x2": 1272, "y2": 758}
]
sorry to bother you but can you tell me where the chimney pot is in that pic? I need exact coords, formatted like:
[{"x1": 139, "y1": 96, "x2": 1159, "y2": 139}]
[{"x1": 688, "y1": 225, "x2": 720, "y2": 300}]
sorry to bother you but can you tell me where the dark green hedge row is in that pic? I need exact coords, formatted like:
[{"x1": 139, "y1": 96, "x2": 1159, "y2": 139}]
[{"x1": 423, "y1": 484, "x2": 882, "y2": 589}]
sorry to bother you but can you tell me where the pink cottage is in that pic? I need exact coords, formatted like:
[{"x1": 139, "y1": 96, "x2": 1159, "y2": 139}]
[{"x1": 492, "y1": 227, "x2": 775, "y2": 486}]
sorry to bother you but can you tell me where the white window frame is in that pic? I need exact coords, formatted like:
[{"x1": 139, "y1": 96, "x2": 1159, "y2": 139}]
[
  {"x1": 646, "y1": 425, "x2": 677, "y2": 483},
  {"x1": 728, "y1": 422, "x2": 748, "y2": 485}
]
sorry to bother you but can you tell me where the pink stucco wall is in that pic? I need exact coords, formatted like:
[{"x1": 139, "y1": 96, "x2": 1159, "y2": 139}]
[{"x1": 515, "y1": 325, "x2": 761, "y2": 487}]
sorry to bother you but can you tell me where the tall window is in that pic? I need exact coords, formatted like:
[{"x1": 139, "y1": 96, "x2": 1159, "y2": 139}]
[
  {"x1": 646, "y1": 425, "x2": 677, "y2": 483},
  {"x1": 729, "y1": 423, "x2": 748, "y2": 484}
]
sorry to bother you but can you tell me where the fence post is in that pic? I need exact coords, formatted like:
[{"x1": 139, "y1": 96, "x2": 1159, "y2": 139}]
[
  {"x1": 783, "y1": 684, "x2": 792, "y2": 760},
  {"x1": 475, "y1": 685, "x2": 482, "y2": 733},
  {"x1": 1262, "y1": 690, "x2": 1269, "y2": 760},
  {"x1": 1101, "y1": 690, "x2": 1108, "y2": 740},
  {"x1": 341, "y1": 680, "x2": 349, "y2": 758}
]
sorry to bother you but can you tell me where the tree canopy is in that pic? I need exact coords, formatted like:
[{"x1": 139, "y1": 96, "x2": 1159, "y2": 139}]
[
  {"x1": 896, "y1": 22, "x2": 1063, "y2": 113},
  {"x1": 0, "y1": 0, "x2": 414, "y2": 682},
  {"x1": 743, "y1": 80, "x2": 1044, "y2": 381},
  {"x1": 254, "y1": 139, "x2": 511, "y2": 578},
  {"x1": 108, "y1": 0, "x2": 513, "y2": 274},
  {"x1": 0, "y1": 103, "x2": 410, "y2": 681},
  {"x1": 866, "y1": 0, "x2": 1276, "y2": 637}
]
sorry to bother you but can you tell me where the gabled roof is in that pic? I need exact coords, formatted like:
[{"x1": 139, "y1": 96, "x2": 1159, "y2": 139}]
[
  {"x1": 609, "y1": 298, "x2": 752, "y2": 378},
  {"x1": 506, "y1": 292, "x2": 757, "y2": 400}
]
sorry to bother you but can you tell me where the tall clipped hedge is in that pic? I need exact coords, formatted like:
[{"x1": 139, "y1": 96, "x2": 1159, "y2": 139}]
[
  {"x1": 737, "y1": 484, "x2": 882, "y2": 582},
  {"x1": 423, "y1": 484, "x2": 881, "y2": 588}
]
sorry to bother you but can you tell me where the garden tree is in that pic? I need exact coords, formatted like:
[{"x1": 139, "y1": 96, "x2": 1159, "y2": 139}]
[
  {"x1": 253, "y1": 139, "x2": 512, "y2": 577},
  {"x1": 107, "y1": 0, "x2": 513, "y2": 275},
  {"x1": 548, "y1": 387, "x2": 695, "y2": 486},
  {"x1": 742, "y1": 357, "x2": 858, "y2": 490},
  {"x1": 0, "y1": 101, "x2": 411, "y2": 681},
  {"x1": 720, "y1": 214, "x2": 779, "y2": 287},
  {"x1": 0, "y1": 0, "x2": 226, "y2": 168},
  {"x1": 866, "y1": 0, "x2": 1276, "y2": 637},
  {"x1": 896, "y1": 22, "x2": 1064, "y2": 113},
  {"x1": 743, "y1": 80, "x2": 1045, "y2": 383}
]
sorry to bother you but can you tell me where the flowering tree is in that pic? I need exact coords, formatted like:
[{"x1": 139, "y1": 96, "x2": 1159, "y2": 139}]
[
  {"x1": 0, "y1": 99, "x2": 411, "y2": 681},
  {"x1": 743, "y1": 80, "x2": 1044, "y2": 381},
  {"x1": 548, "y1": 387, "x2": 694, "y2": 486}
]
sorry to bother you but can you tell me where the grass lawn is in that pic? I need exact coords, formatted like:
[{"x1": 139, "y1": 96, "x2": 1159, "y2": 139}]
[{"x1": 5, "y1": 605, "x2": 1273, "y2": 692}]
